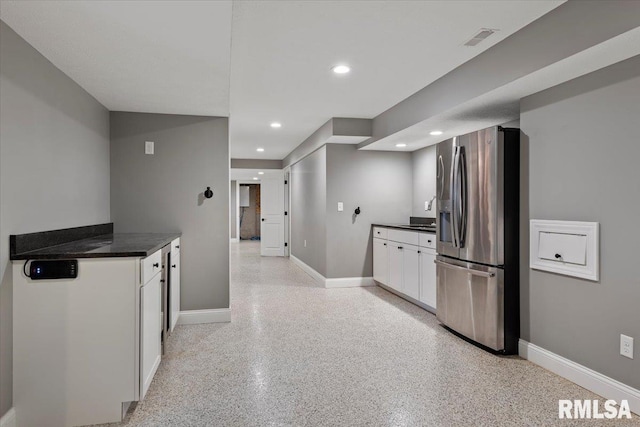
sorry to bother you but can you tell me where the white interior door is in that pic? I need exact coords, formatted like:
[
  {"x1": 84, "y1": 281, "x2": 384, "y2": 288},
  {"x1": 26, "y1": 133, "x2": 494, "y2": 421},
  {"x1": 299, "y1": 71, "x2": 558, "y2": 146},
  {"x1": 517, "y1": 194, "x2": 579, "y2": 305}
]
[{"x1": 261, "y1": 173, "x2": 285, "y2": 256}]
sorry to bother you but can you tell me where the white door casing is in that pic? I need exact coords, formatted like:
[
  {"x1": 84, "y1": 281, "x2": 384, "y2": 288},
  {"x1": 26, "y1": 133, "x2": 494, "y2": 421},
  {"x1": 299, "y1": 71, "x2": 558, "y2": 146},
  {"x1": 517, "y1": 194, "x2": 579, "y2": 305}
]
[{"x1": 260, "y1": 173, "x2": 285, "y2": 256}]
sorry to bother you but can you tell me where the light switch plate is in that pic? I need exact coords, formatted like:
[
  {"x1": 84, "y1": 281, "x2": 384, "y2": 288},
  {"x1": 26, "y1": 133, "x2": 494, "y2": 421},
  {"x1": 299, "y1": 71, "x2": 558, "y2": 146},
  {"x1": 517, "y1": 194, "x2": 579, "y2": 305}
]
[
  {"x1": 145, "y1": 141, "x2": 154, "y2": 155},
  {"x1": 425, "y1": 201, "x2": 429, "y2": 211},
  {"x1": 338, "y1": 202, "x2": 344, "y2": 212},
  {"x1": 621, "y1": 334, "x2": 634, "y2": 359}
]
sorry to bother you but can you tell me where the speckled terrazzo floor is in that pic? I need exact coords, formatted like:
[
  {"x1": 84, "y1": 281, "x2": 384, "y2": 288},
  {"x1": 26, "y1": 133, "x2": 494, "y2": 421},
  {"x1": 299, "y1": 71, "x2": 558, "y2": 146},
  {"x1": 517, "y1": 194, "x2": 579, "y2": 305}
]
[{"x1": 105, "y1": 241, "x2": 639, "y2": 427}]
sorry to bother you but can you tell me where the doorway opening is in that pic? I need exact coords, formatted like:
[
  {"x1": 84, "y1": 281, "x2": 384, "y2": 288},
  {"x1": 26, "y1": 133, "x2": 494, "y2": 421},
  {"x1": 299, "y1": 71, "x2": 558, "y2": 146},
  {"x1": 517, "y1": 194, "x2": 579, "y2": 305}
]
[{"x1": 238, "y1": 184, "x2": 261, "y2": 241}]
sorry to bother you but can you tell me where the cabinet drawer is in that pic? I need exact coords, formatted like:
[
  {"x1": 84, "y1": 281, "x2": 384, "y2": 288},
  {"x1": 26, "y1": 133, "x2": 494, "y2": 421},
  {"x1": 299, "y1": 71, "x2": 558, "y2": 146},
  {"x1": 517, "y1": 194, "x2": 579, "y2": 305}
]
[
  {"x1": 141, "y1": 249, "x2": 162, "y2": 284},
  {"x1": 387, "y1": 229, "x2": 419, "y2": 246},
  {"x1": 171, "y1": 238, "x2": 181, "y2": 259},
  {"x1": 373, "y1": 227, "x2": 388, "y2": 239},
  {"x1": 419, "y1": 233, "x2": 436, "y2": 249}
]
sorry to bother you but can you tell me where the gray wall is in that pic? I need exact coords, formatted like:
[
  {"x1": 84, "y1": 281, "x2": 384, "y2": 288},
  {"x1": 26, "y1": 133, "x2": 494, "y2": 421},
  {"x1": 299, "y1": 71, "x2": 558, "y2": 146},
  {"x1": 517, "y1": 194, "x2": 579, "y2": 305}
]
[
  {"x1": 325, "y1": 145, "x2": 412, "y2": 278},
  {"x1": 521, "y1": 55, "x2": 640, "y2": 389},
  {"x1": 110, "y1": 112, "x2": 229, "y2": 311},
  {"x1": 411, "y1": 145, "x2": 437, "y2": 218},
  {"x1": 291, "y1": 147, "x2": 327, "y2": 276},
  {"x1": 230, "y1": 181, "x2": 237, "y2": 239},
  {"x1": 231, "y1": 159, "x2": 283, "y2": 170},
  {"x1": 0, "y1": 21, "x2": 110, "y2": 416}
]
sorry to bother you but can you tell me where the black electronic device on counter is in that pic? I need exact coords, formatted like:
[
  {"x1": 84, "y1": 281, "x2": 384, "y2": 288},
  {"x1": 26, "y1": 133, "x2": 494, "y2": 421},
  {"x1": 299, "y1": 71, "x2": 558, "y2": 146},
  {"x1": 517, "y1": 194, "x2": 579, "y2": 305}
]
[{"x1": 29, "y1": 260, "x2": 78, "y2": 280}]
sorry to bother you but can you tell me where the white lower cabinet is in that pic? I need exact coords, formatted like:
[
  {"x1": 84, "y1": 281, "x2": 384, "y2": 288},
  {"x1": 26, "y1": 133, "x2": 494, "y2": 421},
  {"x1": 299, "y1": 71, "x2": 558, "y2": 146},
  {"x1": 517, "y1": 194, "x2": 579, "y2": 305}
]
[
  {"x1": 140, "y1": 269, "x2": 162, "y2": 400},
  {"x1": 403, "y1": 245, "x2": 420, "y2": 300},
  {"x1": 388, "y1": 241, "x2": 403, "y2": 292},
  {"x1": 419, "y1": 248, "x2": 437, "y2": 309},
  {"x1": 170, "y1": 237, "x2": 181, "y2": 332},
  {"x1": 373, "y1": 237, "x2": 389, "y2": 285},
  {"x1": 373, "y1": 228, "x2": 437, "y2": 311}
]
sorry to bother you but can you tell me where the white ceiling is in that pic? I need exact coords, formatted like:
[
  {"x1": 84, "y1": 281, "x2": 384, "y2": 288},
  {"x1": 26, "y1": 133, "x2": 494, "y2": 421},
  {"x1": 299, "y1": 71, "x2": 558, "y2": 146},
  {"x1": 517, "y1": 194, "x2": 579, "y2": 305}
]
[
  {"x1": 0, "y1": 0, "x2": 233, "y2": 116},
  {"x1": 229, "y1": 1, "x2": 564, "y2": 159},
  {"x1": 362, "y1": 26, "x2": 640, "y2": 152},
  {"x1": 0, "y1": 1, "x2": 564, "y2": 159}
]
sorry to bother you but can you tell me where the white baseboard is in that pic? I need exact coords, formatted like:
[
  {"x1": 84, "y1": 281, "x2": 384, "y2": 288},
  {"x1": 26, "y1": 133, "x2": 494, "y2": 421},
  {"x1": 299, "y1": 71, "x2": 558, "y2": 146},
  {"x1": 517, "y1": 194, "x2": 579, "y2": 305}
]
[
  {"x1": 177, "y1": 308, "x2": 231, "y2": 325},
  {"x1": 0, "y1": 408, "x2": 15, "y2": 427},
  {"x1": 290, "y1": 254, "x2": 325, "y2": 285},
  {"x1": 325, "y1": 277, "x2": 375, "y2": 288},
  {"x1": 519, "y1": 340, "x2": 640, "y2": 415},
  {"x1": 230, "y1": 238, "x2": 239, "y2": 243},
  {"x1": 290, "y1": 255, "x2": 374, "y2": 288}
]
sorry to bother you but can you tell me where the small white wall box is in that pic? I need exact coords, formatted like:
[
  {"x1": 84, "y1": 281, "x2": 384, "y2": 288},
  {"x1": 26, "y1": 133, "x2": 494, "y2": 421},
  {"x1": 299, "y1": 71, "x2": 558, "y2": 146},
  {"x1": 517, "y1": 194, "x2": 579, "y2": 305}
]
[{"x1": 530, "y1": 220, "x2": 599, "y2": 281}]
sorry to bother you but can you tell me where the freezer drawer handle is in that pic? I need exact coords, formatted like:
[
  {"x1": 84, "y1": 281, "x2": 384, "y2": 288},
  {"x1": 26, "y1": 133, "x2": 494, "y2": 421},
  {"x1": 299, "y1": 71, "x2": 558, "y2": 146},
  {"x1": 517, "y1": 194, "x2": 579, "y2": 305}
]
[{"x1": 434, "y1": 260, "x2": 495, "y2": 278}]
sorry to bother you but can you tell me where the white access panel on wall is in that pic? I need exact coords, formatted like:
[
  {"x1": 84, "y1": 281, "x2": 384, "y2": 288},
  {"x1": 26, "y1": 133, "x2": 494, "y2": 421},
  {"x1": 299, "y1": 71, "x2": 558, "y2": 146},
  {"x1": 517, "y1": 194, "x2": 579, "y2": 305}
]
[{"x1": 530, "y1": 220, "x2": 599, "y2": 281}]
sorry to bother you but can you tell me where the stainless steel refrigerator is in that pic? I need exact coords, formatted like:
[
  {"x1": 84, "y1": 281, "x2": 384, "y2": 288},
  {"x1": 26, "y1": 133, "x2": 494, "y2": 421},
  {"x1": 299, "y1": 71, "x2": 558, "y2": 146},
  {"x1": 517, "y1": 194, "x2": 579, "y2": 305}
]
[{"x1": 435, "y1": 126, "x2": 519, "y2": 354}]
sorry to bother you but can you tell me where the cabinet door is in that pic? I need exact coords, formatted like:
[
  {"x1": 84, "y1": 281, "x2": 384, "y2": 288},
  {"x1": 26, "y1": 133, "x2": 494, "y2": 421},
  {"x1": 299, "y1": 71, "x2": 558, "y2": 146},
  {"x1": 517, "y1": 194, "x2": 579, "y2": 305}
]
[
  {"x1": 169, "y1": 253, "x2": 180, "y2": 332},
  {"x1": 140, "y1": 273, "x2": 162, "y2": 399},
  {"x1": 388, "y1": 242, "x2": 403, "y2": 292},
  {"x1": 403, "y1": 245, "x2": 420, "y2": 300},
  {"x1": 420, "y1": 249, "x2": 437, "y2": 309},
  {"x1": 373, "y1": 238, "x2": 389, "y2": 285}
]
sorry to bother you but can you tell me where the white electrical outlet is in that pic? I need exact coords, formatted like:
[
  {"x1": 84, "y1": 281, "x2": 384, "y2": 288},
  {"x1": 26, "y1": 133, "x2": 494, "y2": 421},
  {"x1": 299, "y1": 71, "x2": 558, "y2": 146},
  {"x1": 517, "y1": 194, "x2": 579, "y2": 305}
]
[
  {"x1": 337, "y1": 202, "x2": 344, "y2": 212},
  {"x1": 304, "y1": 240, "x2": 307, "y2": 248},
  {"x1": 145, "y1": 141, "x2": 154, "y2": 155},
  {"x1": 620, "y1": 334, "x2": 634, "y2": 359}
]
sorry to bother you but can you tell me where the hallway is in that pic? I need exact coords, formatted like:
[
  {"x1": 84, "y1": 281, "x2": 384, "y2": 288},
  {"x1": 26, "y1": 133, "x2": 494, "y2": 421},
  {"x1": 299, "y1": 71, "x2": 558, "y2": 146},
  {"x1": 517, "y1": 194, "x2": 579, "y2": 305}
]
[{"x1": 112, "y1": 242, "x2": 638, "y2": 426}]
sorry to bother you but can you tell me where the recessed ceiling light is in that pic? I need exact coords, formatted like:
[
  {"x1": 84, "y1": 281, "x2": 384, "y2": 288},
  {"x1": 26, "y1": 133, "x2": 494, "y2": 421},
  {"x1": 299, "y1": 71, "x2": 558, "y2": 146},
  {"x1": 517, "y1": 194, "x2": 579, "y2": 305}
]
[
  {"x1": 258, "y1": 171, "x2": 264, "y2": 175},
  {"x1": 256, "y1": 148, "x2": 264, "y2": 152},
  {"x1": 396, "y1": 143, "x2": 407, "y2": 148},
  {"x1": 253, "y1": 177, "x2": 258, "y2": 180},
  {"x1": 270, "y1": 122, "x2": 282, "y2": 128},
  {"x1": 430, "y1": 131, "x2": 443, "y2": 136},
  {"x1": 332, "y1": 64, "x2": 351, "y2": 75}
]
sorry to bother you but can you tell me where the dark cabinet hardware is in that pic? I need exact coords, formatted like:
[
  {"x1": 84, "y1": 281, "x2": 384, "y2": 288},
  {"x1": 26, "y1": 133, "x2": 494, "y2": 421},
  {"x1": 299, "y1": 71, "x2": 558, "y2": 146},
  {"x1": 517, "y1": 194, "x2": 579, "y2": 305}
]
[
  {"x1": 153, "y1": 263, "x2": 159, "y2": 268},
  {"x1": 171, "y1": 264, "x2": 176, "y2": 268},
  {"x1": 204, "y1": 187, "x2": 213, "y2": 198},
  {"x1": 555, "y1": 253, "x2": 562, "y2": 259}
]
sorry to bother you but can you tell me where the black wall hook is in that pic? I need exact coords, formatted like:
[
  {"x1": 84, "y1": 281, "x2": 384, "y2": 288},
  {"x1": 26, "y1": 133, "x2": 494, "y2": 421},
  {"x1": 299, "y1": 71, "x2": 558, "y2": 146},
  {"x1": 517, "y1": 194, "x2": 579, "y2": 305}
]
[
  {"x1": 204, "y1": 187, "x2": 213, "y2": 199},
  {"x1": 354, "y1": 206, "x2": 361, "y2": 215}
]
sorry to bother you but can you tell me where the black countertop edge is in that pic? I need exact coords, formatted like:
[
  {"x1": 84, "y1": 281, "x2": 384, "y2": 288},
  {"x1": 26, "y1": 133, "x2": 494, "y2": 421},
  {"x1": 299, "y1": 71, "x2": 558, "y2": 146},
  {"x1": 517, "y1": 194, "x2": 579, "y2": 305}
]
[
  {"x1": 10, "y1": 232, "x2": 181, "y2": 261},
  {"x1": 10, "y1": 223, "x2": 114, "y2": 258},
  {"x1": 372, "y1": 224, "x2": 436, "y2": 233}
]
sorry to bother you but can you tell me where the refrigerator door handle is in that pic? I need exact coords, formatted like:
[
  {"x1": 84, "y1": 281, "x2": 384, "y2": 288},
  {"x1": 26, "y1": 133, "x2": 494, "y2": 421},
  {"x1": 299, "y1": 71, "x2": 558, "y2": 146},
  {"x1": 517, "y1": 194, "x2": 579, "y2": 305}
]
[
  {"x1": 451, "y1": 144, "x2": 460, "y2": 248},
  {"x1": 434, "y1": 259, "x2": 496, "y2": 278},
  {"x1": 458, "y1": 147, "x2": 467, "y2": 247},
  {"x1": 451, "y1": 145, "x2": 461, "y2": 248},
  {"x1": 438, "y1": 155, "x2": 445, "y2": 199}
]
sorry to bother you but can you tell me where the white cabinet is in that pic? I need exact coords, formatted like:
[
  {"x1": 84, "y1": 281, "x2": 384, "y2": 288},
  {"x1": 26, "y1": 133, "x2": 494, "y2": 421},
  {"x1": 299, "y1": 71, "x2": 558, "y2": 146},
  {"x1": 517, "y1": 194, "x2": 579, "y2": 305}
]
[
  {"x1": 373, "y1": 238, "x2": 389, "y2": 285},
  {"x1": 403, "y1": 245, "x2": 420, "y2": 300},
  {"x1": 140, "y1": 257, "x2": 162, "y2": 400},
  {"x1": 373, "y1": 227, "x2": 437, "y2": 312},
  {"x1": 388, "y1": 241, "x2": 403, "y2": 292},
  {"x1": 419, "y1": 248, "x2": 437, "y2": 309},
  {"x1": 170, "y1": 238, "x2": 181, "y2": 332}
]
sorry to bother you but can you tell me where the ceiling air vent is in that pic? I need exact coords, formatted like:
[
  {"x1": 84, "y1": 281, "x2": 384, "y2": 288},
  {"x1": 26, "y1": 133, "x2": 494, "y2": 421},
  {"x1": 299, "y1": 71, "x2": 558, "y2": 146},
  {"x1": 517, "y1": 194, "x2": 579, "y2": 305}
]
[{"x1": 464, "y1": 28, "x2": 498, "y2": 47}]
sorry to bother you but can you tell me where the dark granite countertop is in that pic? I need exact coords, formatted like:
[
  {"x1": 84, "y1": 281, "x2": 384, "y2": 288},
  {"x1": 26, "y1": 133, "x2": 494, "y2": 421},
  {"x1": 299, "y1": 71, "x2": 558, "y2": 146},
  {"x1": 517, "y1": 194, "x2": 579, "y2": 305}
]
[
  {"x1": 372, "y1": 224, "x2": 436, "y2": 234},
  {"x1": 10, "y1": 224, "x2": 181, "y2": 260}
]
